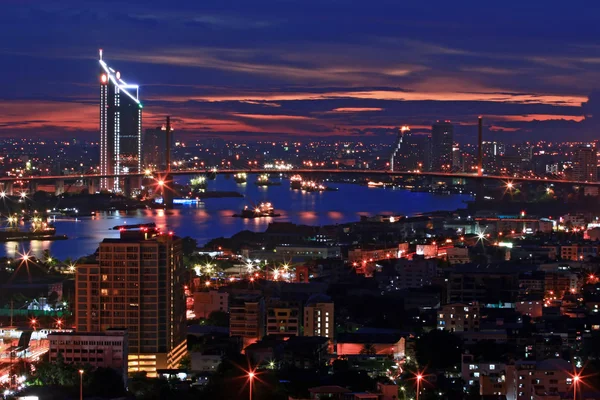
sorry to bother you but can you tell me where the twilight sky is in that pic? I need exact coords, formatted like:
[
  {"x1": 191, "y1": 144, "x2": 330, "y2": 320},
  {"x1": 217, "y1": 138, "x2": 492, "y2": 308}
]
[{"x1": 2, "y1": 0, "x2": 600, "y2": 143}]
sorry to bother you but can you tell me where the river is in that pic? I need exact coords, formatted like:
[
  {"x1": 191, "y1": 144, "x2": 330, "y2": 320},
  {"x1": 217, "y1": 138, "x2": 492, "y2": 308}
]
[{"x1": 1, "y1": 175, "x2": 472, "y2": 260}]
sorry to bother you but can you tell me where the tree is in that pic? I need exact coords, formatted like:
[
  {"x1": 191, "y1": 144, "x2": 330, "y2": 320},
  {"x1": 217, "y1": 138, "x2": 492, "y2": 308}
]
[
  {"x1": 359, "y1": 343, "x2": 377, "y2": 355},
  {"x1": 207, "y1": 310, "x2": 229, "y2": 327},
  {"x1": 416, "y1": 330, "x2": 462, "y2": 370},
  {"x1": 179, "y1": 355, "x2": 191, "y2": 371},
  {"x1": 182, "y1": 237, "x2": 198, "y2": 256}
]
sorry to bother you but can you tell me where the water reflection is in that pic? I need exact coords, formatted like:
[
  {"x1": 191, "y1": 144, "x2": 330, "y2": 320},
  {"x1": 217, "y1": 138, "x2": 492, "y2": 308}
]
[{"x1": 0, "y1": 175, "x2": 472, "y2": 259}]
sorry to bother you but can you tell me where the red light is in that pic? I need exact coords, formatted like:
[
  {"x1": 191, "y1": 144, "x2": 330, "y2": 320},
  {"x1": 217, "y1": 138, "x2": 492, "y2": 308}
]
[
  {"x1": 101, "y1": 74, "x2": 107, "y2": 84},
  {"x1": 168, "y1": 231, "x2": 173, "y2": 235}
]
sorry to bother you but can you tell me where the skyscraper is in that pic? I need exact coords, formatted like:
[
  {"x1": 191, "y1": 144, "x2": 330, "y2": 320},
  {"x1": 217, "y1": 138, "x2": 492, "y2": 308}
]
[
  {"x1": 430, "y1": 121, "x2": 454, "y2": 171},
  {"x1": 143, "y1": 124, "x2": 175, "y2": 169},
  {"x1": 99, "y1": 49, "x2": 142, "y2": 192},
  {"x1": 390, "y1": 126, "x2": 422, "y2": 171},
  {"x1": 573, "y1": 145, "x2": 598, "y2": 182},
  {"x1": 75, "y1": 229, "x2": 187, "y2": 376}
]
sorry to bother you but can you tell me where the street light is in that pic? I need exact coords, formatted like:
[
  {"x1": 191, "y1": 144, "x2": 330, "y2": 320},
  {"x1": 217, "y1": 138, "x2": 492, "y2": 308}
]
[
  {"x1": 79, "y1": 369, "x2": 84, "y2": 400},
  {"x1": 416, "y1": 374, "x2": 423, "y2": 400},
  {"x1": 248, "y1": 371, "x2": 255, "y2": 400},
  {"x1": 573, "y1": 374, "x2": 580, "y2": 400},
  {"x1": 400, "y1": 386, "x2": 407, "y2": 400}
]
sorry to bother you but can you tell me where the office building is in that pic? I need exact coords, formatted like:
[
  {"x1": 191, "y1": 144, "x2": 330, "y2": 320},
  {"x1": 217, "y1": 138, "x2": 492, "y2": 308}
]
[
  {"x1": 75, "y1": 229, "x2": 187, "y2": 376},
  {"x1": 99, "y1": 49, "x2": 143, "y2": 192},
  {"x1": 49, "y1": 329, "x2": 128, "y2": 382},
  {"x1": 573, "y1": 144, "x2": 598, "y2": 182},
  {"x1": 430, "y1": 121, "x2": 454, "y2": 171},
  {"x1": 304, "y1": 294, "x2": 334, "y2": 339},
  {"x1": 266, "y1": 299, "x2": 301, "y2": 337},
  {"x1": 229, "y1": 294, "x2": 265, "y2": 348}
]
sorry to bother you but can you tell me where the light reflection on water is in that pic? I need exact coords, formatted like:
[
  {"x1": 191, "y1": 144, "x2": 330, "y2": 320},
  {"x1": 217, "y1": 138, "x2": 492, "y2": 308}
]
[{"x1": 1, "y1": 175, "x2": 472, "y2": 259}]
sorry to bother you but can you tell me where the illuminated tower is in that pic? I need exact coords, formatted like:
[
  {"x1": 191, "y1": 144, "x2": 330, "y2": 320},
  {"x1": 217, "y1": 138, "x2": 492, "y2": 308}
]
[{"x1": 99, "y1": 49, "x2": 143, "y2": 192}]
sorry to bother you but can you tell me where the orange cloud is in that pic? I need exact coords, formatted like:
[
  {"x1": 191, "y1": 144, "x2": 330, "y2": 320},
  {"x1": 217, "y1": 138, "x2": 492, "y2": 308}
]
[
  {"x1": 231, "y1": 113, "x2": 314, "y2": 120},
  {"x1": 488, "y1": 114, "x2": 585, "y2": 122},
  {"x1": 329, "y1": 107, "x2": 384, "y2": 113}
]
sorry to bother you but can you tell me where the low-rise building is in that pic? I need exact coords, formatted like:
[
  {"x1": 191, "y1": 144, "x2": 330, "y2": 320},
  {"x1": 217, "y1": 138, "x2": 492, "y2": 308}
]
[
  {"x1": 266, "y1": 299, "x2": 301, "y2": 337},
  {"x1": 336, "y1": 332, "x2": 405, "y2": 359},
  {"x1": 229, "y1": 294, "x2": 265, "y2": 348},
  {"x1": 48, "y1": 329, "x2": 128, "y2": 382},
  {"x1": 446, "y1": 247, "x2": 471, "y2": 264},
  {"x1": 505, "y1": 359, "x2": 573, "y2": 400},
  {"x1": 461, "y1": 354, "x2": 507, "y2": 397},
  {"x1": 193, "y1": 290, "x2": 229, "y2": 319}
]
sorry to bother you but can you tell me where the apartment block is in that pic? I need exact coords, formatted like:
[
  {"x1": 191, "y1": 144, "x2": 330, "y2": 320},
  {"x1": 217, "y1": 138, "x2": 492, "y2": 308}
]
[{"x1": 75, "y1": 230, "x2": 187, "y2": 376}]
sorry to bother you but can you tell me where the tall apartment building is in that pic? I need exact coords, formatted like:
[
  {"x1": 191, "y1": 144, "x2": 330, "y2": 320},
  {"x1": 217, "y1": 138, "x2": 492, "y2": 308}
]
[
  {"x1": 304, "y1": 294, "x2": 334, "y2": 340},
  {"x1": 75, "y1": 229, "x2": 187, "y2": 376},
  {"x1": 229, "y1": 294, "x2": 265, "y2": 348},
  {"x1": 430, "y1": 121, "x2": 454, "y2": 171},
  {"x1": 573, "y1": 144, "x2": 598, "y2": 182}
]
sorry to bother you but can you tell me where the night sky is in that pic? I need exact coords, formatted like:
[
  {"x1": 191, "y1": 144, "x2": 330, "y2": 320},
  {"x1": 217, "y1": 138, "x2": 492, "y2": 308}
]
[{"x1": 2, "y1": 0, "x2": 600, "y2": 143}]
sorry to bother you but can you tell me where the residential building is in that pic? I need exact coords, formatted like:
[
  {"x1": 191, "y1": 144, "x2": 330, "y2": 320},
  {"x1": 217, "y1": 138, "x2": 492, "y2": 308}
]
[
  {"x1": 430, "y1": 121, "x2": 454, "y2": 171},
  {"x1": 229, "y1": 294, "x2": 265, "y2": 348},
  {"x1": 573, "y1": 145, "x2": 597, "y2": 182},
  {"x1": 266, "y1": 299, "x2": 301, "y2": 337},
  {"x1": 193, "y1": 290, "x2": 229, "y2": 319},
  {"x1": 461, "y1": 354, "x2": 507, "y2": 396},
  {"x1": 392, "y1": 256, "x2": 438, "y2": 289},
  {"x1": 304, "y1": 294, "x2": 334, "y2": 340},
  {"x1": 505, "y1": 359, "x2": 573, "y2": 400},
  {"x1": 75, "y1": 229, "x2": 187, "y2": 376},
  {"x1": 437, "y1": 303, "x2": 480, "y2": 332}
]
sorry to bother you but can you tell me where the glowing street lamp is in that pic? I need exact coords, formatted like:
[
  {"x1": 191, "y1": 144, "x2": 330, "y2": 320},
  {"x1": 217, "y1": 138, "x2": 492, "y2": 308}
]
[
  {"x1": 416, "y1": 374, "x2": 423, "y2": 400},
  {"x1": 30, "y1": 318, "x2": 37, "y2": 331},
  {"x1": 248, "y1": 371, "x2": 255, "y2": 400},
  {"x1": 20, "y1": 192, "x2": 27, "y2": 199},
  {"x1": 79, "y1": 369, "x2": 84, "y2": 400},
  {"x1": 0, "y1": 191, "x2": 5, "y2": 198}
]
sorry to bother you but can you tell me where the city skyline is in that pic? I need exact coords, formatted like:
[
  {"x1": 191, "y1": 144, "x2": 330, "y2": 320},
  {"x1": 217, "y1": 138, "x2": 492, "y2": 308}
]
[{"x1": 2, "y1": 2, "x2": 600, "y2": 143}]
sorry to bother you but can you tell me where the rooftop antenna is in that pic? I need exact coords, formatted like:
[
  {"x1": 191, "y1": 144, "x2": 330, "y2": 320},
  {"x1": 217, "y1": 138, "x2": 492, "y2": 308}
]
[{"x1": 99, "y1": 48, "x2": 103, "y2": 60}]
